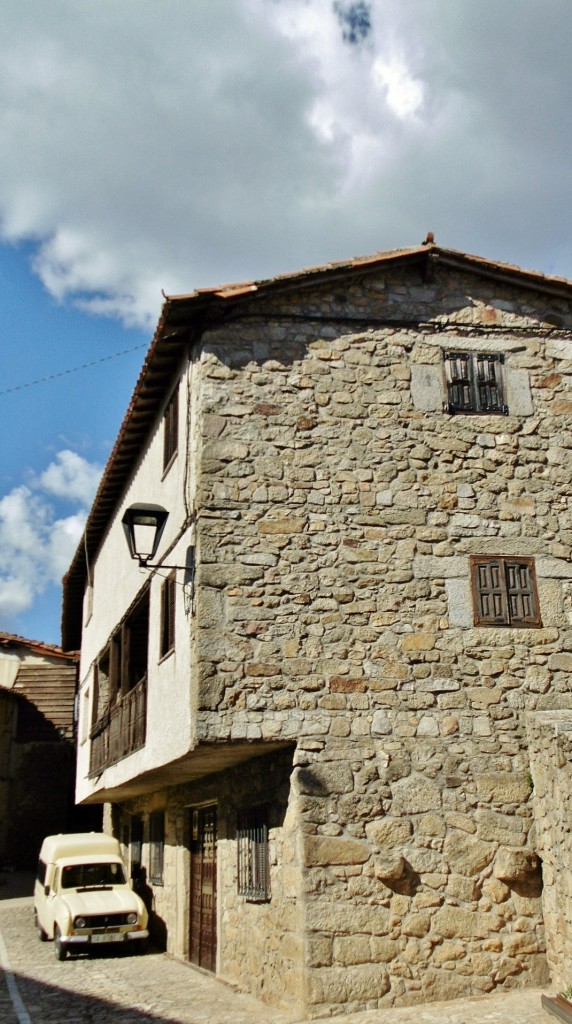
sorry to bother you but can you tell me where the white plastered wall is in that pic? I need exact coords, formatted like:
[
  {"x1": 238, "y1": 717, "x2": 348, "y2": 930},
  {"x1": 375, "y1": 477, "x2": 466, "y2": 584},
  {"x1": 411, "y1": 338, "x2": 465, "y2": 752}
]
[{"x1": 76, "y1": 352, "x2": 200, "y2": 804}]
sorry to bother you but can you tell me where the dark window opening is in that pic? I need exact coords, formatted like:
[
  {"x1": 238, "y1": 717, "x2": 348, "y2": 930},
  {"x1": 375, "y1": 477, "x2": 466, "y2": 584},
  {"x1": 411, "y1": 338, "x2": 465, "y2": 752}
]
[
  {"x1": 471, "y1": 556, "x2": 541, "y2": 627},
  {"x1": 89, "y1": 588, "x2": 149, "y2": 774},
  {"x1": 163, "y1": 388, "x2": 179, "y2": 470},
  {"x1": 93, "y1": 589, "x2": 150, "y2": 724},
  {"x1": 160, "y1": 572, "x2": 176, "y2": 658},
  {"x1": 149, "y1": 812, "x2": 165, "y2": 884},
  {"x1": 237, "y1": 805, "x2": 270, "y2": 903},
  {"x1": 131, "y1": 816, "x2": 143, "y2": 877},
  {"x1": 445, "y1": 351, "x2": 507, "y2": 414}
]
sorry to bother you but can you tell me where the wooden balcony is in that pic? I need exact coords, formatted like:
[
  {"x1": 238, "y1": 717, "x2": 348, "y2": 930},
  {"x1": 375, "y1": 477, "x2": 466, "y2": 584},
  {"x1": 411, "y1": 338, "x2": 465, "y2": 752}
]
[{"x1": 89, "y1": 676, "x2": 147, "y2": 776}]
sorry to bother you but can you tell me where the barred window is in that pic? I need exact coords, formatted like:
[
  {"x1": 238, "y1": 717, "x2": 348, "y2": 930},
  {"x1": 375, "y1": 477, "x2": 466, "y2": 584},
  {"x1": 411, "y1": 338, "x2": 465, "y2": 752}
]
[
  {"x1": 237, "y1": 805, "x2": 270, "y2": 903},
  {"x1": 163, "y1": 388, "x2": 179, "y2": 470},
  {"x1": 445, "y1": 352, "x2": 507, "y2": 414},
  {"x1": 149, "y1": 811, "x2": 165, "y2": 884},
  {"x1": 471, "y1": 556, "x2": 541, "y2": 627},
  {"x1": 160, "y1": 571, "x2": 176, "y2": 658}
]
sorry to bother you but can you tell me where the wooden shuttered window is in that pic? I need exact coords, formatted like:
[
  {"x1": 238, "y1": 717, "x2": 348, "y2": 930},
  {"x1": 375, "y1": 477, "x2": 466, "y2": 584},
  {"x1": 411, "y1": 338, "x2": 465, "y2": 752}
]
[
  {"x1": 237, "y1": 805, "x2": 270, "y2": 903},
  {"x1": 160, "y1": 571, "x2": 176, "y2": 657},
  {"x1": 163, "y1": 388, "x2": 179, "y2": 470},
  {"x1": 445, "y1": 352, "x2": 507, "y2": 414},
  {"x1": 471, "y1": 556, "x2": 541, "y2": 627}
]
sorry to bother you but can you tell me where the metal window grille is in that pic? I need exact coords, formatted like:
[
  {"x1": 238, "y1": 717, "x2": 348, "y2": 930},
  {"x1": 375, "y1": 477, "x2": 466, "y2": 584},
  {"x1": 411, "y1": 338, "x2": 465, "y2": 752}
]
[
  {"x1": 471, "y1": 556, "x2": 541, "y2": 627},
  {"x1": 237, "y1": 806, "x2": 270, "y2": 902},
  {"x1": 163, "y1": 389, "x2": 179, "y2": 469},
  {"x1": 149, "y1": 811, "x2": 165, "y2": 884},
  {"x1": 445, "y1": 352, "x2": 507, "y2": 414}
]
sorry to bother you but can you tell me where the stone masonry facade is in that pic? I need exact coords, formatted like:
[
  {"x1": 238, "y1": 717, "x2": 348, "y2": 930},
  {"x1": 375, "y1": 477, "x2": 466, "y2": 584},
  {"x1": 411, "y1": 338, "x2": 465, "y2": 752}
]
[{"x1": 187, "y1": 259, "x2": 572, "y2": 1015}]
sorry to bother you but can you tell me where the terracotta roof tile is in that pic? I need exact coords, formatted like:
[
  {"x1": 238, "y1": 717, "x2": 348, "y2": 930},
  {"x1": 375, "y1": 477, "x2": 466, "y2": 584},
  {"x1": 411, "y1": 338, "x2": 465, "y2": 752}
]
[{"x1": 0, "y1": 631, "x2": 78, "y2": 661}]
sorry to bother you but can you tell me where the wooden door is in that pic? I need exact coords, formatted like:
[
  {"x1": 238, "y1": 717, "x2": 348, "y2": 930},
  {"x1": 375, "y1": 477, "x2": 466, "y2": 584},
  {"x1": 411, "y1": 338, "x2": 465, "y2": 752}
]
[{"x1": 190, "y1": 805, "x2": 217, "y2": 971}]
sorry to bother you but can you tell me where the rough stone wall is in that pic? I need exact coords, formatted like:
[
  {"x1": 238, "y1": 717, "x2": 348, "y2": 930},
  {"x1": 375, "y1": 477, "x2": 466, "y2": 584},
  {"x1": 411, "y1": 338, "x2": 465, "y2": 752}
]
[
  {"x1": 527, "y1": 711, "x2": 572, "y2": 996},
  {"x1": 191, "y1": 262, "x2": 572, "y2": 1013}
]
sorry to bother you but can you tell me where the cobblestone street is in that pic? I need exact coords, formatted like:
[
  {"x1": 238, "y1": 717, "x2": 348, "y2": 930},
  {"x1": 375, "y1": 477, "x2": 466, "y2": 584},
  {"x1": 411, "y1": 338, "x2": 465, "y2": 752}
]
[
  {"x1": 0, "y1": 892, "x2": 295, "y2": 1024},
  {"x1": 0, "y1": 887, "x2": 557, "y2": 1024}
]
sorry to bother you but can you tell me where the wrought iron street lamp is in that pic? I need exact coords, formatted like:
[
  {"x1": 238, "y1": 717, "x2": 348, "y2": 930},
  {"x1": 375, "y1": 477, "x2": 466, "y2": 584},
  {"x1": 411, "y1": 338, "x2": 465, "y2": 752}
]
[{"x1": 121, "y1": 504, "x2": 169, "y2": 567}]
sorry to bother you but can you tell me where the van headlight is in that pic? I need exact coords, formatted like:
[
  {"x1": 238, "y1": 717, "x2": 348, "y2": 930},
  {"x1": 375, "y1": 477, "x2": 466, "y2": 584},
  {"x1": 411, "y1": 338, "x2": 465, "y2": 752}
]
[
  {"x1": 74, "y1": 916, "x2": 86, "y2": 928},
  {"x1": 126, "y1": 913, "x2": 137, "y2": 925}
]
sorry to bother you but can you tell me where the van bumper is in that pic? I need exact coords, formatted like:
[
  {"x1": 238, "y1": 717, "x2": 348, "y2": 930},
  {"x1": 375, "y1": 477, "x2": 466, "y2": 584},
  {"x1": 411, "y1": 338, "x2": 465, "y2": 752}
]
[{"x1": 64, "y1": 929, "x2": 149, "y2": 946}]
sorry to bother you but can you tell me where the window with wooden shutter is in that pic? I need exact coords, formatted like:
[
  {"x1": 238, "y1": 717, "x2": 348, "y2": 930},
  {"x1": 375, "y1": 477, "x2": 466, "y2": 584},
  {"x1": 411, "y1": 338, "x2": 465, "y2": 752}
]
[
  {"x1": 163, "y1": 387, "x2": 179, "y2": 470},
  {"x1": 160, "y1": 571, "x2": 176, "y2": 657},
  {"x1": 445, "y1": 352, "x2": 507, "y2": 414},
  {"x1": 237, "y1": 805, "x2": 270, "y2": 902},
  {"x1": 471, "y1": 556, "x2": 541, "y2": 627}
]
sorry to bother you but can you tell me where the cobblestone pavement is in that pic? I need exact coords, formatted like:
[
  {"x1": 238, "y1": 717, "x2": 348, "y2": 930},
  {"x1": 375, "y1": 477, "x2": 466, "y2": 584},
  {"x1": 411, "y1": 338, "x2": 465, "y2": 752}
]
[{"x1": 0, "y1": 889, "x2": 555, "y2": 1024}]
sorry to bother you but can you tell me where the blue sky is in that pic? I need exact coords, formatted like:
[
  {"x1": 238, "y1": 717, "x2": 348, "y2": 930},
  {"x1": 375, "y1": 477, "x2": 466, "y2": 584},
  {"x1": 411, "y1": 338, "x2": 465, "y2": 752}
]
[
  {"x1": 2, "y1": 0, "x2": 572, "y2": 645},
  {"x1": 0, "y1": 242, "x2": 148, "y2": 642}
]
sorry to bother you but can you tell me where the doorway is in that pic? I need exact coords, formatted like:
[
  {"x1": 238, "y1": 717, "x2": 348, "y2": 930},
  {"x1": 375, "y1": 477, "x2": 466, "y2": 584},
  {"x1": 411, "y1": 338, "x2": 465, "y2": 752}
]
[{"x1": 189, "y1": 804, "x2": 217, "y2": 971}]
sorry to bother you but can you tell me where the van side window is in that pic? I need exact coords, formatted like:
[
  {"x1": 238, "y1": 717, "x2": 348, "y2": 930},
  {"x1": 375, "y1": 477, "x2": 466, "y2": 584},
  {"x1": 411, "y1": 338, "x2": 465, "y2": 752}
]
[{"x1": 36, "y1": 859, "x2": 47, "y2": 885}]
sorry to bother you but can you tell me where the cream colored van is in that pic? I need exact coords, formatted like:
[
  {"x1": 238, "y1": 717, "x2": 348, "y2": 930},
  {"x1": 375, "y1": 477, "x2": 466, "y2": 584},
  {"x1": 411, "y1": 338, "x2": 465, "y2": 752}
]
[{"x1": 34, "y1": 833, "x2": 149, "y2": 960}]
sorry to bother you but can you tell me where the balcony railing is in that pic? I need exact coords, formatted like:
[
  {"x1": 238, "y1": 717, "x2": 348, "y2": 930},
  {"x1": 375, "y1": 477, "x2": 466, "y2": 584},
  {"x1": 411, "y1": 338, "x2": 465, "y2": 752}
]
[{"x1": 89, "y1": 676, "x2": 147, "y2": 776}]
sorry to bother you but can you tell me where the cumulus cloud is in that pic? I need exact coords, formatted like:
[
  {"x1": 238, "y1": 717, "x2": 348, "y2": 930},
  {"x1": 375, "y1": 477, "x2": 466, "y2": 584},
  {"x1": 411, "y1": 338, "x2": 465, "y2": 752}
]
[
  {"x1": 1, "y1": 0, "x2": 571, "y2": 329},
  {"x1": 35, "y1": 449, "x2": 103, "y2": 505},
  {"x1": 0, "y1": 451, "x2": 102, "y2": 629}
]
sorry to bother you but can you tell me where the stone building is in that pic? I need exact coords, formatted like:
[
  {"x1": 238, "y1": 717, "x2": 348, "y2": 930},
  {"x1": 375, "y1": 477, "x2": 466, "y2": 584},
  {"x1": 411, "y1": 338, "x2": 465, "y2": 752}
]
[
  {"x1": 0, "y1": 633, "x2": 82, "y2": 868},
  {"x1": 62, "y1": 242, "x2": 572, "y2": 1016}
]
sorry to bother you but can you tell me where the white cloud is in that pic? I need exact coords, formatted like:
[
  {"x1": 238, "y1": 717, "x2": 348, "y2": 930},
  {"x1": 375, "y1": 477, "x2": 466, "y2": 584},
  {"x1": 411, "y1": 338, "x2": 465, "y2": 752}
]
[
  {"x1": 0, "y1": 452, "x2": 101, "y2": 630},
  {"x1": 35, "y1": 449, "x2": 103, "y2": 505},
  {"x1": 1, "y1": 0, "x2": 571, "y2": 329},
  {"x1": 47, "y1": 513, "x2": 88, "y2": 579},
  {"x1": 372, "y1": 58, "x2": 424, "y2": 120}
]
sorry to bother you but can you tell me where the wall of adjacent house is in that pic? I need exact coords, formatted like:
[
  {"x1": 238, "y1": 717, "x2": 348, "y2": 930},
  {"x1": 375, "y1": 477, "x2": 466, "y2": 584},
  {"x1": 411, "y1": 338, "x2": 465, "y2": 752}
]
[
  {"x1": 190, "y1": 261, "x2": 572, "y2": 1013},
  {"x1": 0, "y1": 647, "x2": 79, "y2": 868},
  {"x1": 0, "y1": 691, "x2": 16, "y2": 865},
  {"x1": 7, "y1": 741, "x2": 75, "y2": 867},
  {"x1": 527, "y1": 710, "x2": 572, "y2": 996}
]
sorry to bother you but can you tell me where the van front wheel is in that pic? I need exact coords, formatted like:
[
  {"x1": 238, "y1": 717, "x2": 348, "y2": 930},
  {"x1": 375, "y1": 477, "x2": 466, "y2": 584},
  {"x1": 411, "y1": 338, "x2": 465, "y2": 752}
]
[
  {"x1": 54, "y1": 927, "x2": 67, "y2": 961},
  {"x1": 34, "y1": 911, "x2": 48, "y2": 941}
]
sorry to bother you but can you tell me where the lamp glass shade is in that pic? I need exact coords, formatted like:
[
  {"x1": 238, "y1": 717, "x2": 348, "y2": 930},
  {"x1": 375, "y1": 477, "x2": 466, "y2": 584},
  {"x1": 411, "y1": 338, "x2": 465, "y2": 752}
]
[{"x1": 122, "y1": 504, "x2": 168, "y2": 565}]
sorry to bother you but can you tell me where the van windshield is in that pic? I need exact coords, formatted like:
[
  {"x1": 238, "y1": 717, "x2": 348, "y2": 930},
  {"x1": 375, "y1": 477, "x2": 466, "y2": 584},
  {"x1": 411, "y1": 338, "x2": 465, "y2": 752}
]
[{"x1": 61, "y1": 862, "x2": 126, "y2": 889}]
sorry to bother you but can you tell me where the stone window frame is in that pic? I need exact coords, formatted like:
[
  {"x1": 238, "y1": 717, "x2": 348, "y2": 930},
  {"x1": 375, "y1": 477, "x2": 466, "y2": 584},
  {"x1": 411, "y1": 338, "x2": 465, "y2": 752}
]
[
  {"x1": 470, "y1": 555, "x2": 542, "y2": 628},
  {"x1": 444, "y1": 350, "x2": 508, "y2": 415},
  {"x1": 411, "y1": 337, "x2": 535, "y2": 418},
  {"x1": 237, "y1": 804, "x2": 270, "y2": 903}
]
